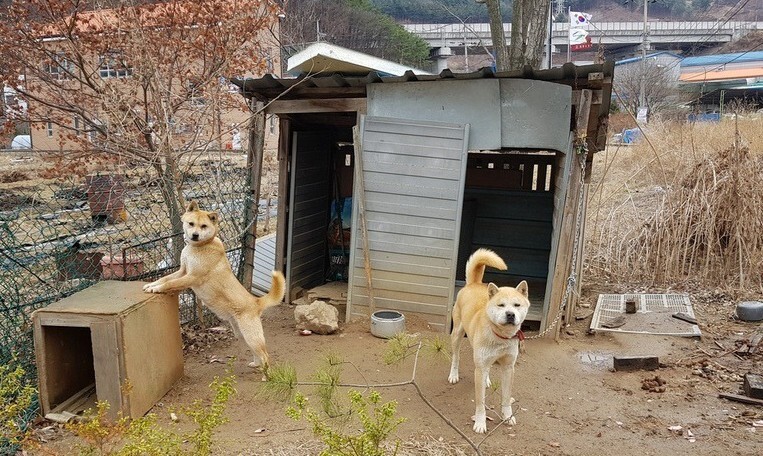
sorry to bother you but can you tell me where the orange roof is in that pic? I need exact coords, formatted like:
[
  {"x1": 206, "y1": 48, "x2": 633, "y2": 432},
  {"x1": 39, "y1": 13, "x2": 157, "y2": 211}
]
[
  {"x1": 680, "y1": 67, "x2": 763, "y2": 83},
  {"x1": 37, "y1": 0, "x2": 273, "y2": 38}
]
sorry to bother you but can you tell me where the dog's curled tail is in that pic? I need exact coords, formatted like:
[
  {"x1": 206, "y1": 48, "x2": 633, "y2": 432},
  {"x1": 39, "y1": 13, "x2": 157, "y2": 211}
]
[
  {"x1": 259, "y1": 271, "x2": 286, "y2": 309},
  {"x1": 465, "y1": 248, "x2": 507, "y2": 285}
]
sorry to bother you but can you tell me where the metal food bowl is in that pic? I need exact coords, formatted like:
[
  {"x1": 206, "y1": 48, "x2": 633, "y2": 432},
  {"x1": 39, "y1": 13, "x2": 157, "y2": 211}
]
[
  {"x1": 370, "y1": 310, "x2": 406, "y2": 339},
  {"x1": 736, "y1": 301, "x2": 763, "y2": 322}
]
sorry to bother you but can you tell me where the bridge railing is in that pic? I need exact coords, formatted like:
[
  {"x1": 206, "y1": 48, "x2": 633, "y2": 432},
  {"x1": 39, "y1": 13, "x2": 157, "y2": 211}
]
[{"x1": 406, "y1": 21, "x2": 763, "y2": 42}]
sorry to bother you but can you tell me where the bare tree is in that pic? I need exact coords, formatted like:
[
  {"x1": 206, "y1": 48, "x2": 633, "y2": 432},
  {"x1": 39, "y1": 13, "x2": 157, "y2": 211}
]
[
  {"x1": 484, "y1": 0, "x2": 510, "y2": 71},
  {"x1": 0, "y1": 0, "x2": 280, "y2": 240},
  {"x1": 508, "y1": 0, "x2": 551, "y2": 70},
  {"x1": 614, "y1": 62, "x2": 677, "y2": 118},
  {"x1": 480, "y1": 0, "x2": 550, "y2": 71}
]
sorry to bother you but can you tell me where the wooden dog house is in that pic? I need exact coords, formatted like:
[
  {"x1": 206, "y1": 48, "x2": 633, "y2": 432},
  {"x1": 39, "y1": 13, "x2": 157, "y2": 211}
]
[
  {"x1": 234, "y1": 61, "x2": 613, "y2": 337},
  {"x1": 33, "y1": 281, "x2": 183, "y2": 420}
]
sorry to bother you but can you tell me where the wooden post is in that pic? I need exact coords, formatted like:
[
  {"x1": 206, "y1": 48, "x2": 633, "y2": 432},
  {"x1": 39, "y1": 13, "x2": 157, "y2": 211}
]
[
  {"x1": 274, "y1": 117, "x2": 290, "y2": 281},
  {"x1": 264, "y1": 197, "x2": 272, "y2": 232},
  {"x1": 545, "y1": 89, "x2": 592, "y2": 339},
  {"x1": 570, "y1": 183, "x2": 589, "y2": 312},
  {"x1": 240, "y1": 99, "x2": 266, "y2": 291},
  {"x1": 564, "y1": 89, "x2": 593, "y2": 328},
  {"x1": 352, "y1": 125, "x2": 376, "y2": 316}
]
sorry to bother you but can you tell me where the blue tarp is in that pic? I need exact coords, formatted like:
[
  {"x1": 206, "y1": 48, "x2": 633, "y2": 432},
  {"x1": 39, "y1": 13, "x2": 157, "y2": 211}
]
[
  {"x1": 687, "y1": 113, "x2": 720, "y2": 122},
  {"x1": 621, "y1": 128, "x2": 642, "y2": 144}
]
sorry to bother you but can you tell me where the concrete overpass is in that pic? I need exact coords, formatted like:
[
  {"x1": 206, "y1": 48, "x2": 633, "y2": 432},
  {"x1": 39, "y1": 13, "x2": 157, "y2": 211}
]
[{"x1": 405, "y1": 21, "x2": 763, "y2": 70}]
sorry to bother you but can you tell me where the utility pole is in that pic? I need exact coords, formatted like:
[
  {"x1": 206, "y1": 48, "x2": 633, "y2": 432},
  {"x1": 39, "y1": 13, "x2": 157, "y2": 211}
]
[
  {"x1": 464, "y1": 26, "x2": 469, "y2": 72},
  {"x1": 638, "y1": 0, "x2": 649, "y2": 118}
]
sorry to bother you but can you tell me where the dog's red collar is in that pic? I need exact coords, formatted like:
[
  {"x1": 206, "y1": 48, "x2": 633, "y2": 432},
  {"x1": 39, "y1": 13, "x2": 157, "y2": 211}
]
[{"x1": 493, "y1": 329, "x2": 524, "y2": 341}]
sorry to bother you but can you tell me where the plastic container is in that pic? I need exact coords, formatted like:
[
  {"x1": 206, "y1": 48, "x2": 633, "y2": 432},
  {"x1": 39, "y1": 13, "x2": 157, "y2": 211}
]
[{"x1": 370, "y1": 310, "x2": 405, "y2": 339}]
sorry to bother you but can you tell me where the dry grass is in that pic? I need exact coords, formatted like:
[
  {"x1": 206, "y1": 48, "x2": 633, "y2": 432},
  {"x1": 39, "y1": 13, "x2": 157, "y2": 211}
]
[
  {"x1": 256, "y1": 435, "x2": 469, "y2": 456},
  {"x1": 587, "y1": 114, "x2": 763, "y2": 296}
]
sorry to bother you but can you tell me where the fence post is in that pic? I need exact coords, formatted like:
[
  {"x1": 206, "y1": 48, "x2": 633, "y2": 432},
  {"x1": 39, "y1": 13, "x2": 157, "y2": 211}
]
[{"x1": 239, "y1": 99, "x2": 266, "y2": 290}]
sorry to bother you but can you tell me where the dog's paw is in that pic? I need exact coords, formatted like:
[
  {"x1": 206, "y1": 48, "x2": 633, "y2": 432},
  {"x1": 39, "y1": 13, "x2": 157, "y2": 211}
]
[
  {"x1": 143, "y1": 285, "x2": 162, "y2": 293},
  {"x1": 502, "y1": 406, "x2": 516, "y2": 425},
  {"x1": 142, "y1": 283, "x2": 154, "y2": 292},
  {"x1": 472, "y1": 416, "x2": 488, "y2": 434},
  {"x1": 485, "y1": 375, "x2": 492, "y2": 388},
  {"x1": 448, "y1": 370, "x2": 459, "y2": 384}
]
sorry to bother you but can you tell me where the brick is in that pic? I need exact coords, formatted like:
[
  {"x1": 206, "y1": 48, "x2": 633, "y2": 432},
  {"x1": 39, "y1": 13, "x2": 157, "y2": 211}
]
[
  {"x1": 613, "y1": 355, "x2": 659, "y2": 372},
  {"x1": 743, "y1": 373, "x2": 763, "y2": 399}
]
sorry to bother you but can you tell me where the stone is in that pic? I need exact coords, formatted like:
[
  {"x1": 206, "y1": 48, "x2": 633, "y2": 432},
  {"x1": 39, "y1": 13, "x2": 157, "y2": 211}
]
[
  {"x1": 294, "y1": 300, "x2": 339, "y2": 335},
  {"x1": 613, "y1": 355, "x2": 659, "y2": 371},
  {"x1": 743, "y1": 373, "x2": 763, "y2": 399}
]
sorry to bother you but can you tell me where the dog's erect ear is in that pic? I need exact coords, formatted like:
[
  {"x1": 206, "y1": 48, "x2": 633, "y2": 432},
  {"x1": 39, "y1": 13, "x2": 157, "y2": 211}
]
[
  {"x1": 516, "y1": 280, "x2": 529, "y2": 298},
  {"x1": 186, "y1": 201, "x2": 199, "y2": 212},
  {"x1": 487, "y1": 282, "x2": 500, "y2": 298},
  {"x1": 207, "y1": 212, "x2": 219, "y2": 224}
]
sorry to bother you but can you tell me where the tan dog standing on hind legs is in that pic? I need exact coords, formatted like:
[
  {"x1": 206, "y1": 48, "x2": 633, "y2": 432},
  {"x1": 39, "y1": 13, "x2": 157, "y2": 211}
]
[
  {"x1": 143, "y1": 201, "x2": 285, "y2": 373},
  {"x1": 448, "y1": 248, "x2": 530, "y2": 434}
]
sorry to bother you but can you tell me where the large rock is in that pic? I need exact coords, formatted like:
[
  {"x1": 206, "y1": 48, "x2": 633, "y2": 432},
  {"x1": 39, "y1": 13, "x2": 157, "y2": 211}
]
[{"x1": 294, "y1": 300, "x2": 339, "y2": 335}]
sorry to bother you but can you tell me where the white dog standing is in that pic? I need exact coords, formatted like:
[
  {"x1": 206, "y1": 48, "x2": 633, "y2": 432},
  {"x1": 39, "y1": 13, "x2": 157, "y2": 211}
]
[{"x1": 448, "y1": 248, "x2": 530, "y2": 434}]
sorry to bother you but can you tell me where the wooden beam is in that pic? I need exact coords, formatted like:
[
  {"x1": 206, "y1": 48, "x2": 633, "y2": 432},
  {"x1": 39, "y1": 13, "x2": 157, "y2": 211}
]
[
  {"x1": 572, "y1": 89, "x2": 602, "y2": 106},
  {"x1": 545, "y1": 87, "x2": 591, "y2": 339},
  {"x1": 265, "y1": 97, "x2": 367, "y2": 114},
  {"x1": 569, "y1": 183, "x2": 589, "y2": 313},
  {"x1": 352, "y1": 124, "x2": 376, "y2": 316},
  {"x1": 719, "y1": 393, "x2": 763, "y2": 407},
  {"x1": 562, "y1": 89, "x2": 593, "y2": 328},
  {"x1": 275, "y1": 118, "x2": 290, "y2": 280},
  {"x1": 240, "y1": 100, "x2": 266, "y2": 291}
]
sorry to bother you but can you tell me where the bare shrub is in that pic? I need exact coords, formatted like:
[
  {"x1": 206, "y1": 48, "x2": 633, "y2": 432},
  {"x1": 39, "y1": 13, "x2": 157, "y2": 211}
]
[
  {"x1": 587, "y1": 116, "x2": 763, "y2": 295},
  {"x1": 0, "y1": 171, "x2": 29, "y2": 184}
]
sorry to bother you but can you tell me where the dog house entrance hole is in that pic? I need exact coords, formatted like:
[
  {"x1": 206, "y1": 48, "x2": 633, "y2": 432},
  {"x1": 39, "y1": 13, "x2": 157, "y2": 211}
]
[{"x1": 41, "y1": 326, "x2": 97, "y2": 414}]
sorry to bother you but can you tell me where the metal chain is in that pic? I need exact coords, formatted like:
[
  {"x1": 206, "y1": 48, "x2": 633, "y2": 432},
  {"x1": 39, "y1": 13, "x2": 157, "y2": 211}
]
[{"x1": 526, "y1": 141, "x2": 589, "y2": 340}]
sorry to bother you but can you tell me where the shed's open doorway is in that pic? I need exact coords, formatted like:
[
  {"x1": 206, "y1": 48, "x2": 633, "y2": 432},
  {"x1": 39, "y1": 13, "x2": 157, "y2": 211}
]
[
  {"x1": 284, "y1": 114, "x2": 356, "y2": 316},
  {"x1": 456, "y1": 150, "x2": 557, "y2": 325}
]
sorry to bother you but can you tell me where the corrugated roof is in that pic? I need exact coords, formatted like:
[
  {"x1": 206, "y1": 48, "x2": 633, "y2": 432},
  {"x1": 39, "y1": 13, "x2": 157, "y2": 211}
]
[
  {"x1": 680, "y1": 67, "x2": 763, "y2": 82},
  {"x1": 287, "y1": 42, "x2": 432, "y2": 77},
  {"x1": 232, "y1": 61, "x2": 614, "y2": 102},
  {"x1": 681, "y1": 51, "x2": 763, "y2": 68},
  {"x1": 615, "y1": 52, "x2": 683, "y2": 66},
  {"x1": 231, "y1": 61, "x2": 614, "y2": 152}
]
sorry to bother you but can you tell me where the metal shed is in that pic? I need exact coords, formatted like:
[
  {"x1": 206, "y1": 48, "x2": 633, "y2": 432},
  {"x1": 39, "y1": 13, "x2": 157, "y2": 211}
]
[{"x1": 233, "y1": 62, "x2": 613, "y2": 337}]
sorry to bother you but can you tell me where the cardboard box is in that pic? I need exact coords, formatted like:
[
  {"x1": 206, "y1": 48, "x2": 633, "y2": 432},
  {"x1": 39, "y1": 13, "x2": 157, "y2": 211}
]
[{"x1": 33, "y1": 281, "x2": 183, "y2": 420}]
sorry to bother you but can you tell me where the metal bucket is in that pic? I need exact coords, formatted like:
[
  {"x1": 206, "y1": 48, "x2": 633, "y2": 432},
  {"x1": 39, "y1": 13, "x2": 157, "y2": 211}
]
[
  {"x1": 86, "y1": 174, "x2": 125, "y2": 223},
  {"x1": 370, "y1": 310, "x2": 405, "y2": 339}
]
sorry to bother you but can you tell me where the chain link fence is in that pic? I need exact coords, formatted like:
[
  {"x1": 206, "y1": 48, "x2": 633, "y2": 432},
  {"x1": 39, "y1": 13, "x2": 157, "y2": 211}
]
[{"x1": 0, "y1": 151, "x2": 271, "y2": 452}]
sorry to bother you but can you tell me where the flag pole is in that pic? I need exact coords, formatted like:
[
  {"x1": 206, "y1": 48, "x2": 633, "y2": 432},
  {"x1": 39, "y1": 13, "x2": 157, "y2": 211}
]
[
  {"x1": 567, "y1": 7, "x2": 571, "y2": 63},
  {"x1": 546, "y1": 2, "x2": 553, "y2": 69}
]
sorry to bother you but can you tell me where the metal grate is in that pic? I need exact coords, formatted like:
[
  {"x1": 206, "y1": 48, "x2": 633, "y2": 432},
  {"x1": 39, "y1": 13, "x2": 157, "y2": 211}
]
[{"x1": 590, "y1": 293, "x2": 701, "y2": 337}]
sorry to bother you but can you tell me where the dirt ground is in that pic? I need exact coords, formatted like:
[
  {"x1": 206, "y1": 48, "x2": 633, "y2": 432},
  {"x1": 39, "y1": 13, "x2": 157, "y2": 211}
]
[
  {"x1": 8, "y1": 138, "x2": 763, "y2": 455},
  {"x1": 32, "y1": 285, "x2": 763, "y2": 456}
]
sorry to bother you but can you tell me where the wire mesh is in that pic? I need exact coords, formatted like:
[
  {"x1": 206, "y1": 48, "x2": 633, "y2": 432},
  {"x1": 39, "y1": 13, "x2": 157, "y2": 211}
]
[{"x1": 0, "y1": 153, "x2": 264, "y2": 452}]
